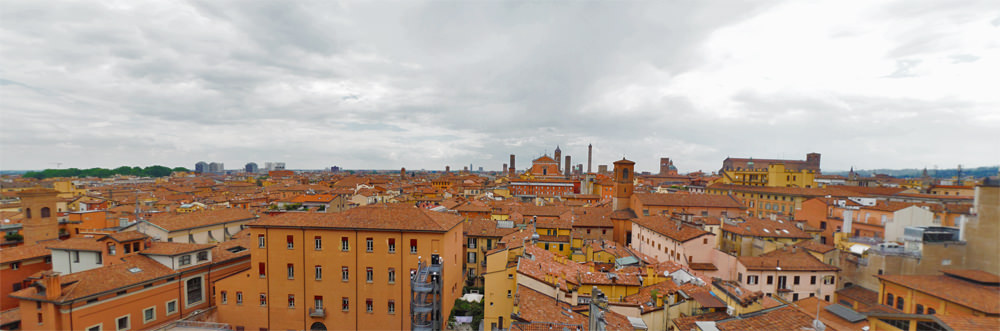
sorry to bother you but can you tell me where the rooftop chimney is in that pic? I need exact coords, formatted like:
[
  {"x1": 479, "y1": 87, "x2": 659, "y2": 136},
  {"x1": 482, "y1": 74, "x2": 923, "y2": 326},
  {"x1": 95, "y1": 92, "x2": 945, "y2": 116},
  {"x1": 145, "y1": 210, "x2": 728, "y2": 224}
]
[{"x1": 42, "y1": 271, "x2": 62, "y2": 300}]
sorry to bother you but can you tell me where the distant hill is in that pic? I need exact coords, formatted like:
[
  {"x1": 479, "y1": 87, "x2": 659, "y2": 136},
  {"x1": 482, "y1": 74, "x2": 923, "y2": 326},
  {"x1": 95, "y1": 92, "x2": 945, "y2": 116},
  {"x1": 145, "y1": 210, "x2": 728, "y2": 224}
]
[{"x1": 826, "y1": 166, "x2": 998, "y2": 179}]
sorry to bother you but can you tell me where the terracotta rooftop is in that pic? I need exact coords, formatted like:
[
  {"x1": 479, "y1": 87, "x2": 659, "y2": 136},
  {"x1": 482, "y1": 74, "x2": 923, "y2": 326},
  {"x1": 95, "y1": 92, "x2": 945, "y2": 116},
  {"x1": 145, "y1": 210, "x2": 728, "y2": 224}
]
[
  {"x1": 738, "y1": 248, "x2": 839, "y2": 272},
  {"x1": 211, "y1": 231, "x2": 252, "y2": 262},
  {"x1": 634, "y1": 192, "x2": 745, "y2": 209},
  {"x1": 934, "y1": 315, "x2": 1000, "y2": 331},
  {"x1": 708, "y1": 183, "x2": 861, "y2": 198},
  {"x1": 877, "y1": 271, "x2": 1000, "y2": 314},
  {"x1": 10, "y1": 255, "x2": 175, "y2": 302},
  {"x1": 671, "y1": 311, "x2": 730, "y2": 331},
  {"x1": 941, "y1": 269, "x2": 1000, "y2": 285},
  {"x1": 140, "y1": 242, "x2": 215, "y2": 256},
  {"x1": 46, "y1": 237, "x2": 103, "y2": 252},
  {"x1": 0, "y1": 243, "x2": 51, "y2": 264},
  {"x1": 722, "y1": 216, "x2": 812, "y2": 239},
  {"x1": 791, "y1": 297, "x2": 869, "y2": 331},
  {"x1": 463, "y1": 219, "x2": 518, "y2": 238},
  {"x1": 145, "y1": 208, "x2": 256, "y2": 232},
  {"x1": 835, "y1": 285, "x2": 879, "y2": 307},
  {"x1": 102, "y1": 231, "x2": 149, "y2": 243},
  {"x1": 714, "y1": 305, "x2": 816, "y2": 331},
  {"x1": 633, "y1": 215, "x2": 712, "y2": 243},
  {"x1": 289, "y1": 194, "x2": 338, "y2": 203},
  {"x1": 793, "y1": 239, "x2": 837, "y2": 254},
  {"x1": 0, "y1": 308, "x2": 19, "y2": 327},
  {"x1": 250, "y1": 203, "x2": 463, "y2": 232}
]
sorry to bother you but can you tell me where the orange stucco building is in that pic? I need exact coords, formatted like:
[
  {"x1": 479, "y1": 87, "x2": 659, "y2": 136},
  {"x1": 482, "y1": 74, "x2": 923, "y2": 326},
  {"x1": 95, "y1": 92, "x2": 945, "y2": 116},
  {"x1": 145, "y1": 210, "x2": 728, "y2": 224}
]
[{"x1": 213, "y1": 204, "x2": 464, "y2": 330}]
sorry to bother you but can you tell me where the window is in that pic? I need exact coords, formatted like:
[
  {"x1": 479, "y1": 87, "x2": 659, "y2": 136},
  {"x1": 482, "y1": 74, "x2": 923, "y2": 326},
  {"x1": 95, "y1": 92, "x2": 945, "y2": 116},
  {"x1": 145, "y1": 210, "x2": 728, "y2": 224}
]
[
  {"x1": 143, "y1": 307, "x2": 155, "y2": 323},
  {"x1": 467, "y1": 238, "x2": 476, "y2": 249},
  {"x1": 916, "y1": 304, "x2": 924, "y2": 314},
  {"x1": 73, "y1": 251, "x2": 80, "y2": 263},
  {"x1": 388, "y1": 238, "x2": 396, "y2": 253},
  {"x1": 410, "y1": 239, "x2": 418, "y2": 253},
  {"x1": 258, "y1": 235, "x2": 265, "y2": 248},
  {"x1": 197, "y1": 251, "x2": 208, "y2": 262},
  {"x1": 125, "y1": 244, "x2": 132, "y2": 254},
  {"x1": 132, "y1": 242, "x2": 139, "y2": 252},
  {"x1": 896, "y1": 297, "x2": 904, "y2": 310},
  {"x1": 793, "y1": 293, "x2": 799, "y2": 301},
  {"x1": 810, "y1": 276, "x2": 816, "y2": 285},
  {"x1": 286, "y1": 235, "x2": 294, "y2": 249},
  {"x1": 366, "y1": 267, "x2": 373, "y2": 283},
  {"x1": 166, "y1": 300, "x2": 177, "y2": 315},
  {"x1": 767, "y1": 275, "x2": 773, "y2": 285},
  {"x1": 794, "y1": 276, "x2": 800, "y2": 285},
  {"x1": 747, "y1": 275, "x2": 759, "y2": 285},
  {"x1": 287, "y1": 264, "x2": 294, "y2": 279},
  {"x1": 314, "y1": 236, "x2": 322, "y2": 250},
  {"x1": 87, "y1": 325, "x2": 101, "y2": 331},
  {"x1": 342, "y1": 266, "x2": 349, "y2": 281},
  {"x1": 258, "y1": 262, "x2": 266, "y2": 278},
  {"x1": 186, "y1": 277, "x2": 203, "y2": 305},
  {"x1": 366, "y1": 299, "x2": 373, "y2": 313},
  {"x1": 823, "y1": 275, "x2": 835, "y2": 285},
  {"x1": 108, "y1": 243, "x2": 117, "y2": 256},
  {"x1": 341, "y1": 237, "x2": 349, "y2": 251},
  {"x1": 738, "y1": 273, "x2": 743, "y2": 283},
  {"x1": 777, "y1": 276, "x2": 788, "y2": 290},
  {"x1": 342, "y1": 297, "x2": 349, "y2": 311},
  {"x1": 236, "y1": 292, "x2": 243, "y2": 304},
  {"x1": 179, "y1": 255, "x2": 191, "y2": 266},
  {"x1": 314, "y1": 296, "x2": 323, "y2": 309},
  {"x1": 507, "y1": 290, "x2": 512, "y2": 298},
  {"x1": 97, "y1": 253, "x2": 103, "y2": 265},
  {"x1": 886, "y1": 293, "x2": 895, "y2": 306},
  {"x1": 260, "y1": 293, "x2": 267, "y2": 306},
  {"x1": 927, "y1": 308, "x2": 936, "y2": 315},
  {"x1": 366, "y1": 238, "x2": 374, "y2": 252},
  {"x1": 116, "y1": 315, "x2": 129, "y2": 331},
  {"x1": 25, "y1": 208, "x2": 31, "y2": 219},
  {"x1": 41, "y1": 207, "x2": 51, "y2": 218},
  {"x1": 315, "y1": 266, "x2": 322, "y2": 280},
  {"x1": 388, "y1": 268, "x2": 396, "y2": 284},
  {"x1": 221, "y1": 291, "x2": 228, "y2": 304},
  {"x1": 468, "y1": 252, "x2": 476, "y2": 264},
  {"x1": 388, "y1": 300, "x2": 395, "y2": 314},
  {"x1": 288, "y1": 295, "x2": 295, "y2": 308},
  {"x1": 11, "y1": 262, "x2": 19, "y2": 270}
]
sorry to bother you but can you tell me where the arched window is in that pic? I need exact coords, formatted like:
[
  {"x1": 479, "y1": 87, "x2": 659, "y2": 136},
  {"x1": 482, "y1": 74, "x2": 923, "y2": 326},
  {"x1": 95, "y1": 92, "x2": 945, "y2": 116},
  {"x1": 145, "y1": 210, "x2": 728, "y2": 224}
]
[
  {"x1": 622, "y1": 168, "x2": 629, "y2": 180},
  {"x1": 896, "y1": 297, "x2": 904, "y2": 310},
  {"x1": 886, "y1": 293, "x2": 894, "y2": 306},
  {"x1": 41, "y1": 207, "x2": 51, "y2": 218},
  {"x1": 25, "y1": 208, "x2": 31, "y2": 219},
  {"x1": 927, "y1": 308, "x2": 936, "y2": 315}
]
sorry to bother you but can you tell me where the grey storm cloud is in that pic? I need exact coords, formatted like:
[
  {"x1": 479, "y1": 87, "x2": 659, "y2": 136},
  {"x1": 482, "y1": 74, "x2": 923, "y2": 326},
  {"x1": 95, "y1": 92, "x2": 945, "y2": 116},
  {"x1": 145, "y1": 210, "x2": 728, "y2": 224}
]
[{"x1": 1, "y1": 0, "x2": 998, "y2": 173}]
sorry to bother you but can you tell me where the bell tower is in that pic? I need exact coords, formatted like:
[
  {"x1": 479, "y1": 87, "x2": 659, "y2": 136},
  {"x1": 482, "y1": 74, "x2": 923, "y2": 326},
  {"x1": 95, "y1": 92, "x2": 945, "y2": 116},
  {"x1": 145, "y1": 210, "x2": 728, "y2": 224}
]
[
  {"x1": 612, "y1": 158, "x2": 635, "y2": 211},
  {"x1": 611, "y1": 158, "x2": 636, "y2": 246},
  {"x1": 554, "y1": 146, "x2": 562, "y2": 175},
  {"x1": 19, "y1": 188, "x2": 61, "y2": 244}
]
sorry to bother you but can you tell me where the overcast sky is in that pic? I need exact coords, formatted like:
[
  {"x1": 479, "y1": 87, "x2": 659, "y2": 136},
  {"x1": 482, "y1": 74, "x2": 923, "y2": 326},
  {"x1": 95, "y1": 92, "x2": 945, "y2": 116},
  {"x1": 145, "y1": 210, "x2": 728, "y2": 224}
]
[{"x1": 2, "y1": 1, "x2": 998, "y2": 173}]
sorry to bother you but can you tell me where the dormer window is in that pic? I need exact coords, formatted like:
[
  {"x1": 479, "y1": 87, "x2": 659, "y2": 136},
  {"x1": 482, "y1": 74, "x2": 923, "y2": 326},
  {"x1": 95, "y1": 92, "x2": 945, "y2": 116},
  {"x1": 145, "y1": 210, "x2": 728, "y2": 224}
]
[
  {"x1": 197, "y1": 251, "x2": 208, "y2": 262},
  {"x1": 179, "y1": 255, "x2": 191, "y2": 266}
]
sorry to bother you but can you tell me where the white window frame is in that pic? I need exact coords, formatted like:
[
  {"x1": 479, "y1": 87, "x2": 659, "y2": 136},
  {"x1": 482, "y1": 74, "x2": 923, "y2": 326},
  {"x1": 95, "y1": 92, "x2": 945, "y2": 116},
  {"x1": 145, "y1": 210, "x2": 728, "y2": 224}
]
[
  {"x1": 86, "y1": 323, "x2": 102, "y2": 331},
  {"x1": 165, "y1": 300, "x2": 178, "y2": 315},
  {"x1": 115, "y1": 314, "x2": 130, "y2": 331},
  {"x1": 236, "y1": 292, "x2": 243, "y2": 305},
  {"x1": 315, "y1": 266, "x2": 322, "y2": 280},
  {"x1": 258, "y1": 235, "x2": 266, "y2": 248},
  {"x1": 142, "y1": 306, "x2": 156, "y2": 323}
]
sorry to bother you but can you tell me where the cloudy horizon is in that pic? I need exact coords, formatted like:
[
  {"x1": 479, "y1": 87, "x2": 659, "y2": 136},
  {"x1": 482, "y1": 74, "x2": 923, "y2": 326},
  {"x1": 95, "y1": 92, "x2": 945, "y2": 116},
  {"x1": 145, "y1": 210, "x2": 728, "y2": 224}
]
[{"x1": 2, "y1": 0, "x2": 998, "y2": 174}]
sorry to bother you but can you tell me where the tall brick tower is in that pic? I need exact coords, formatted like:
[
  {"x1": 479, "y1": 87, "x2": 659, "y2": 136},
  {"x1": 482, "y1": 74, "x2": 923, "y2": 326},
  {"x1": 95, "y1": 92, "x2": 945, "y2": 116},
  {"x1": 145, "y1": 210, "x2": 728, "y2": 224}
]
[
  {"x1": 564, "y1": 156, "x2": 571, "y2": 179},
  {"x1": 587, "y1": 144, "x2": 593, "y2": 173},
  {"x1": 19, "y1": 188, "x2": 61, "y2": 244},
  {"x1": 554, "y1": 146, "x2": 562, "y2": 175},
  {"x1": 611, "y1": 158, "x2": 636, "y2": 246}
]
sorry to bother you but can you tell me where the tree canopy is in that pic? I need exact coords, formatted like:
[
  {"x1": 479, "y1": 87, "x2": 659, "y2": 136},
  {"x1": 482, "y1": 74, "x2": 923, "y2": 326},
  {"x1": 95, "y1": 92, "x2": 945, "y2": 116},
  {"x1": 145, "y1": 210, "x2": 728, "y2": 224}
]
[{"x1": 22, "y1": 165, "x2": 188, "y2": 179}]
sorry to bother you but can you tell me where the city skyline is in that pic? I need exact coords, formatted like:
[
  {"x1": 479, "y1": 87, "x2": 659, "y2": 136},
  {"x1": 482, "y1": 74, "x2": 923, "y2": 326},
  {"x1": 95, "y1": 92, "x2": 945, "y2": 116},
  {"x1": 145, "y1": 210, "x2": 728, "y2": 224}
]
[{"x1": 2, "y1": 0, "x2": 998, "y2": 172}]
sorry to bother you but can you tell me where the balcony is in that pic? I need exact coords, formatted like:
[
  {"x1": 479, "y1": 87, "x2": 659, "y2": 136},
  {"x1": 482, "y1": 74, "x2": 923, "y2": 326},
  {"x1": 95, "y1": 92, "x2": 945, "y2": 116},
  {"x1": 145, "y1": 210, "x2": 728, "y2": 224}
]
[{"x1": 309, "y1": 307, "x2": 326, "y2": 317}]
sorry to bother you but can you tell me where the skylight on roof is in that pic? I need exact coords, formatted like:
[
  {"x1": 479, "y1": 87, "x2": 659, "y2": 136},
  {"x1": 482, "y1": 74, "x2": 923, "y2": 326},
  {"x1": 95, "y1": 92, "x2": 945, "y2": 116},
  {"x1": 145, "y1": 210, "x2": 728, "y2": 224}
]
[
  {"x1": 227, "y1": 246, "x2": 247, "y2": 253},
  {"x1": 128, "y1": 267, "x2": 142, "y2": 273},
  {"x1": 762, "y1": 229, "x2": 770, "y2": 233}
]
